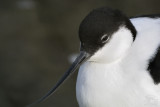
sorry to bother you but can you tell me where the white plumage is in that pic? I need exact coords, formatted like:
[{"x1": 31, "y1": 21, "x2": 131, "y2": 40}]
[{"x1": 76, "y1": 17, "x2": 160, "y2": 107}]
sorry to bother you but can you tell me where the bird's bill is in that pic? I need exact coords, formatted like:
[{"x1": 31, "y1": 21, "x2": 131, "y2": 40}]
[
  {"x1": 49, "y1": 51, "x2": 90, "y2": 94},
  {"x1": 28, "y1": 51, "x2": 90, "y2": 106}
]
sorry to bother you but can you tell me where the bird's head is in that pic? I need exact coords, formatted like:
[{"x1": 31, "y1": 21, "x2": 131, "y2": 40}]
[{"x1": 79, "y1": 7, "x2": 136, "y2": 63}]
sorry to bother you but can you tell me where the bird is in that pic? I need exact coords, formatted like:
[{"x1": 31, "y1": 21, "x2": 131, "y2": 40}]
[{"x1": 28, "y1": 7, "x2": 160, "y2": 107}]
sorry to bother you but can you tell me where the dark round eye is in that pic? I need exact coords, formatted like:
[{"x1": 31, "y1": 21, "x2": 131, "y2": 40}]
[{"x1": 101, "y1": 34, "x2": 109, "y2": 43}]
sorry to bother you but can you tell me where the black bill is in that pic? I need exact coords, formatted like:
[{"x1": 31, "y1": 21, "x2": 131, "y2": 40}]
[{"x1": 27, "y1": 51, "x2": 90, "y2": 107}]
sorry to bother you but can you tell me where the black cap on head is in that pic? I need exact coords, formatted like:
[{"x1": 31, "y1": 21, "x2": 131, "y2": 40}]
[{"x1": 79, "y1": 7, "x2": 137, "y2": 55}]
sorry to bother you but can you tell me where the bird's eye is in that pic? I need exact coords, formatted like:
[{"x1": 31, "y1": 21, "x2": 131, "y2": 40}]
[{"x1": 101, "y1": 34, "x2": 109, "y2": 43}]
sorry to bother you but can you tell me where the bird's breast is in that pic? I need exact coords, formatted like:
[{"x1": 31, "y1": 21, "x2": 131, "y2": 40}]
[
  {"x1": 76, "y1": 61, "x2": 127, "y2": 107},
  {"x1": 76, "y1": 61, "x2": 160, "y2": 107}
]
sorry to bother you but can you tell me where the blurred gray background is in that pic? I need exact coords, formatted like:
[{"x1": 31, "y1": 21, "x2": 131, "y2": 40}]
[{"x1": 0, "y1": 0, "x2": 160, "y2": 107}]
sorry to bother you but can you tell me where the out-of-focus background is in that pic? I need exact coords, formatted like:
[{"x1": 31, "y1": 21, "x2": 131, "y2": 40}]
[{"x1": 0, "y1": 0, "x2": 160, "y2": 107}]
